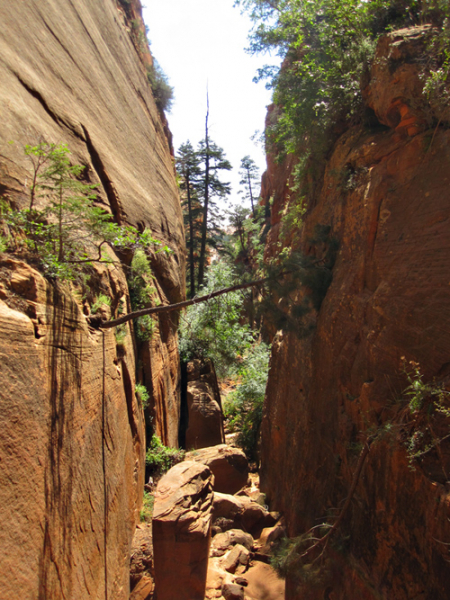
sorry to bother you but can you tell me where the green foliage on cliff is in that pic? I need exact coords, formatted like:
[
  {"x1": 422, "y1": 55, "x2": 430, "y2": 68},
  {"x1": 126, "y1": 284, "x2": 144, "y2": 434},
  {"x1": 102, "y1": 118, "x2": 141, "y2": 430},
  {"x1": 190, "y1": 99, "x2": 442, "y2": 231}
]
[
  {"x1": 128, "y1": 248, "x2": 158, "y2": 341},
  {"x1": 147, "y1": 60, "x2": 174, "y2": 112},
  {"x1": 136, "y1": 383, "x2": 150, "y2": 409},
  {"x1": 235, "y1": 0, "x2": 450, "y2": 180}
]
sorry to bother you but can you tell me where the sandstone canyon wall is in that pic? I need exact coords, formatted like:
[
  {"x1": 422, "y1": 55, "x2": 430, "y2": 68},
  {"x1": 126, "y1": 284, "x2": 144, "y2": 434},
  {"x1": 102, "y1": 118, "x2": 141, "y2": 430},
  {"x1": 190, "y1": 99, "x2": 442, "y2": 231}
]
[
  {"x1": 0, "y1": 1, "x2": 184, "y2": 598},
  {"x1": 260, "y1": 27, "x2": 450, "y2": 599}
]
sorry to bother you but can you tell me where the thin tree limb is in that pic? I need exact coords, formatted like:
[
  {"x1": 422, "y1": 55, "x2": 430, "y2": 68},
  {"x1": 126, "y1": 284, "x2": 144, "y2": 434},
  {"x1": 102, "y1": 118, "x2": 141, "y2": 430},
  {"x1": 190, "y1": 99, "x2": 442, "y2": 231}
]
[
  {"x1": 95, "y1": 257, "x2": 328, "y2": 329},
  {"x1": 98, "y1": 275, "x2": 270, "y2": 329},
  {"x1": 300, "y1": 437, "x2": 374, "y2": 560}
]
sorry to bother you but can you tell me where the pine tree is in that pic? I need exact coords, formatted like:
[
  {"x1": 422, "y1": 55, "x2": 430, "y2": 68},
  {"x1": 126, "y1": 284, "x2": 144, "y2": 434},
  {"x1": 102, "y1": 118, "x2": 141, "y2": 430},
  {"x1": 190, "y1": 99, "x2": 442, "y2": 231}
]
[
  {"x1": 176, "y1": 141, "x2": 202, "y2": 298},
  {"x1": 196, "y1": 102, "x2": 232, "y2": 288},
  {"x1": 238, "y1": 155, "x2": 260, "y2": 217}
]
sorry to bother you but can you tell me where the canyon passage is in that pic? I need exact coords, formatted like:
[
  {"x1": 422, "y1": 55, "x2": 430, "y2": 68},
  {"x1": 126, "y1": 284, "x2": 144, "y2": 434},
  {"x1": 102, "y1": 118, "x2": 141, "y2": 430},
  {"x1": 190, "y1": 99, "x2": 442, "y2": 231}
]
[{"x1": 1, "y1": 1, "x2": 450, "y2": 600}]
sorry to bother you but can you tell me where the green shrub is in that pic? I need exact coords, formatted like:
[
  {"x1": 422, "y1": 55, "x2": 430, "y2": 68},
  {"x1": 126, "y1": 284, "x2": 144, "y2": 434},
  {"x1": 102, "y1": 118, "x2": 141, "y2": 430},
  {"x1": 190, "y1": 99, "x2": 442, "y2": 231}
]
[
  {"x1": 147, "y1": 61, "x2": 174, "y2": 112},
  {"x1": 140, "y1": 490, "x2": 154, "y2": 522},
  {"x1": 135, "y1": 383, "x2": 150, "y2": 409},
  {"x1": 270, "y1": 531, "x2": 334, "y2": 588},
  {"x1": 145, "y1": 435, "x2": 185, "y2": 478},
  {"x1": 0, "y1": 143, "x2": 165, "y2": 281},
  {"x1": 91, "y1": 293, "x2": 111, "y2": 314},
  {"x1": 115, "y1": 323, "x2": 127, "y2": 346},
  {"x1": 128, "y1": 249, "x2": 157, "y2": 342},
  {"x1": 223, "y1": 341, "x2": 271, "y2": 462},
  {"x1": 178, "y1": 261, "x2": 254, "y2": 378},
  {"x1": 236, "y1": 0, "x2": 450, "y2": 187},
  {"x1": 0, "y1": 233, "x2": 7, "y2": 253},
  {"x1": 400, "y1": 359, "x2": 450, "y2": 468}
]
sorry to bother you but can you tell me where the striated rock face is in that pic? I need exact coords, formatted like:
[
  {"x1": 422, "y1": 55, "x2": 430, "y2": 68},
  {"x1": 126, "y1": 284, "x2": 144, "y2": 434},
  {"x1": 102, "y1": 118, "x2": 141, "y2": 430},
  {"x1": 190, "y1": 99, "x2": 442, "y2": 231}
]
[
  {"x1": 0, "y1": 257, "x2": 145, "y2": 599},
  {"x1": 260, "y1": 27, "x2": 450, "y2": 599},
  {"x1": 0, "y1": 0, "x2": 185, "y2": 448},
  {"x1": 0, "y1": 0, "x2": 185, "y2": 598},
  {"x1": 152, "y1": 461, "x2": 214, "y2": 600}
]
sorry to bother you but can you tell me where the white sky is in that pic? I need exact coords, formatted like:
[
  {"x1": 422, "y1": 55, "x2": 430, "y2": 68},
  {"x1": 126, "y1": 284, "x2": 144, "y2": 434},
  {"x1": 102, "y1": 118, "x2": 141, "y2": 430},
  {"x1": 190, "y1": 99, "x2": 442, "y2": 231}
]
[{"x1": 142, "y1": 0, "x2": 277, "y2": 210}]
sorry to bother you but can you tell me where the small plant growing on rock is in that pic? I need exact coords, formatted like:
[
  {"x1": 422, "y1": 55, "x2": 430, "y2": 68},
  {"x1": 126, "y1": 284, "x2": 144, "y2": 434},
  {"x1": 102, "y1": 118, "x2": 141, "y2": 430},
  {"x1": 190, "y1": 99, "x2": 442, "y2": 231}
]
[
  {"x1": 147, "y1": 61, "x2": 174, "y2": 112},
  {"x1": 128, "y1": 248, "x2": 158, "y2": 341},
  {"x1": 91, "y1": 293, "x2": 111, "y2": 314},
  {"x1": 399, "y1": 359, "x2": 450, "y2": 470},
  {"x1": 140, "y1": 490, "x2": 154, "y2": 522},
  {"x1": 114, "y1": 323, "x2": 127, "y2": 347},
  {"x1": 145, "y1": 435, "x2": 185, "y2": 479},
  {"x1": 135, "y1": 383, "x2": 150, "y2": 409},
  {"x1": 1, "y1": 143, "x2": 167, "y2": 281}
]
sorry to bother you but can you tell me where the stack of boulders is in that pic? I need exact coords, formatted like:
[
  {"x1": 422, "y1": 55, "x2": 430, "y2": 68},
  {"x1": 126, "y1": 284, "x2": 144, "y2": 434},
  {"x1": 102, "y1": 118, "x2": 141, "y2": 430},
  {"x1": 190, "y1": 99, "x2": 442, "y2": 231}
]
[{"x1": 138, "y1": 443, "x2": 285, "y2": 600}]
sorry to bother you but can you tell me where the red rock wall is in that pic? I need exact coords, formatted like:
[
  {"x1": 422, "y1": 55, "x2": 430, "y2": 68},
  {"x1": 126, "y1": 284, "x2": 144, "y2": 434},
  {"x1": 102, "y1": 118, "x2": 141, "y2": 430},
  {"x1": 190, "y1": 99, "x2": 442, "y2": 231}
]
[
  {"x1": 260, "y1": 27, "x2": 450, "y2": 599},
  {"x1": 0, "y1": 258, "x2": 145, "y2": 599},
  {"x1": 0, "y1": 0, "x2": 184, "y2": 598}
]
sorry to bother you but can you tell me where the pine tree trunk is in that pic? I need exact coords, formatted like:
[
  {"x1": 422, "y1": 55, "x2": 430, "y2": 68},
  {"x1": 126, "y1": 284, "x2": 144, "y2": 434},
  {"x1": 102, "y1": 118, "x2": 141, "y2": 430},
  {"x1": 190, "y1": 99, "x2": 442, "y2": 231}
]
[
  {"x1": 198, "y1": 97, "x2": 210, "y2": 289},
  {"x1": 186, "y1": 169, "x2": 196, "y2": 298},
  {"x1": 247, "y1": 170, "x2": 255, "y2": 218}
]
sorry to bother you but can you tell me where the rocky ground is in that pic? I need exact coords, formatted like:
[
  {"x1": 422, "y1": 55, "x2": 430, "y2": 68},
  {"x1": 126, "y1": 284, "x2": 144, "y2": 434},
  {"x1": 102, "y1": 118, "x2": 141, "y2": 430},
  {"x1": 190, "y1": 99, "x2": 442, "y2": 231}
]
[{"x1": 130, "y1": 444, "x2": 286, "y2": 600}]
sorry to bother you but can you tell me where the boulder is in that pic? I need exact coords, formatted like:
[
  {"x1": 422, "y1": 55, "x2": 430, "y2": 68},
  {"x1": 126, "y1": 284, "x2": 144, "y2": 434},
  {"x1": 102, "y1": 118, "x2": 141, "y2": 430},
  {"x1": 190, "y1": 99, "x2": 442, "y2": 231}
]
[
  {"x1": 238, "y1": 497, "x2": 277, "y2": 536},
  {"x1": 222, "y1": 582, "x2": 245, "y2": 600},
  {"x1": 129, "y1": 575, "x2": 154, "y2": 600},
  {"x1": 258, "y1": 521, "x2": 286, "y2": 554},
  {"x1": 186, "y1": 445, "x2": 249, "y2": 494},
  {"x1": 185, "y1": 359, "x2": 225, "y2": 450},
  {"x1": 152, "y1": 461, "x2": 214, "y2": 600},
  {"x1": 212, "y1": 492, "x2": 244, "y2": 521},
  {"x1": 212, "y1": 492, "x2": 276, "y2": 536},
  {"x1": 186, "y1": 381, "x2": 224, "y2": 450},
  {"x1": 223, "y1": 544, "x2": 250, "y2": 574},
  {"x1": 210, "y1": 529, "x2": 254, "y2": 557}
]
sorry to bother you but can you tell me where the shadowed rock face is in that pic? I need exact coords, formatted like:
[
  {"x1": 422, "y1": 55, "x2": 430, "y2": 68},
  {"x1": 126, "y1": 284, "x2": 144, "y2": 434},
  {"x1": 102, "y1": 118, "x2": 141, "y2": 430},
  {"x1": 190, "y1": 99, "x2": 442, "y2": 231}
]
[
  {"x1": 0, "y1": 0, "x2": 185, "y2": 448},
  {"x1": 0, "y1": 1, "x2": 185, "y2": 598},
  {"x1": 185, "y1": 359, "x2": 225, "y2": 450},
  {"x1": 260, "y1": 27, "x2": 450, "y2": 599}
]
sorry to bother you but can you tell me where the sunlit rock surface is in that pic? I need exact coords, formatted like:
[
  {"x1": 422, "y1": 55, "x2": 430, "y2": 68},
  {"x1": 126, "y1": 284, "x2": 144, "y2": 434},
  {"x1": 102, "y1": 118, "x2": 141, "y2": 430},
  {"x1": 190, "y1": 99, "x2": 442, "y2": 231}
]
[{"x1": 152, "y1": 461, "x2": 214, "y2": 600}]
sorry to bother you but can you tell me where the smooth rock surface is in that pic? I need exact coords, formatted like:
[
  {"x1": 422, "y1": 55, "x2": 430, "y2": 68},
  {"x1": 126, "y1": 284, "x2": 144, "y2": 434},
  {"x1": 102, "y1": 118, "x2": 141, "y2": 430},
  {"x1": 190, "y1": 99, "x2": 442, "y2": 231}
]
[
  {"x1": 152, "y1": 461, "x2": 214, "y2": 600},
  {"x1": 0, "y1": 0, "x2": 185, "y2": 449},
  {"x1": 0, "y1": 1, "x2": 186, "y2": 598}
]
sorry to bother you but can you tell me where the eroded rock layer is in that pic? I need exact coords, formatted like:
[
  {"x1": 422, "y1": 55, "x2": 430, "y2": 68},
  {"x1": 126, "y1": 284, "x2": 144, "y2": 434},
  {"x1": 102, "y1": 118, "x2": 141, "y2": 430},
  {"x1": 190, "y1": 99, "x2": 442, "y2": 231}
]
[{"x1": 260, "y1": 27, "x2": 450, "y2": 599}]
